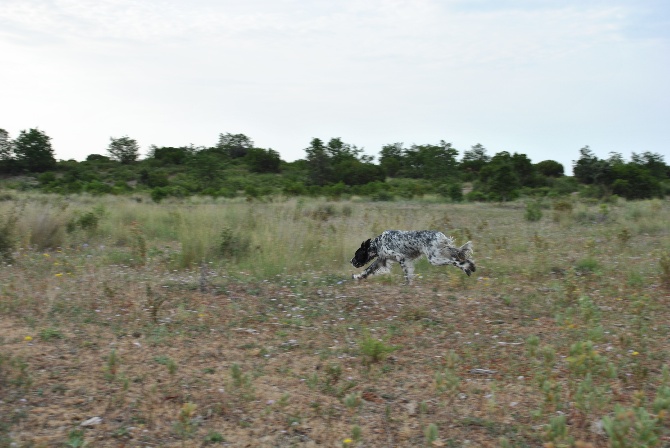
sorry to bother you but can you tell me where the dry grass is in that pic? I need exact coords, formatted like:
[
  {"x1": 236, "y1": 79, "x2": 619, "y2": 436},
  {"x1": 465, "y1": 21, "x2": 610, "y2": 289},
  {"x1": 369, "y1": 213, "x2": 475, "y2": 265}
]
[{"x1": 1, "y1": 194, "x2": 669, "y2": 447}]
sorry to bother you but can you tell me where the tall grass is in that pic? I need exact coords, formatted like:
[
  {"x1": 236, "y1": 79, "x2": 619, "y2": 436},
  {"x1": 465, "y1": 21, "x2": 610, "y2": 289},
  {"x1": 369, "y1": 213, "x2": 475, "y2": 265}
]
[{"x1": 1, "y1": 193, "x2": 668, "y2": 281}]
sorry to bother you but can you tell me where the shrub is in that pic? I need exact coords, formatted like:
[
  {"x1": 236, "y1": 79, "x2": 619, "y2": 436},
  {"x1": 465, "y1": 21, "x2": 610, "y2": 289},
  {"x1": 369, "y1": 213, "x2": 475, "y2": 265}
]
[
  {"x1": 525, "y1": 201, "x2": 543, "y2": 222},
  {"x1": 218, "y1": 228, "x2": 250, "y2": 260},
  {"x1": 151, "y1": 187, "x2": 169, "y2": 203},
  {"x1": 575, "y1": 257, "x2": 600, "y2": 274},
  {"x1": 660, "y1": 252, "x2": 670, "y2": 288},
  {"x1": 29, "y1": 209, "x2": 65, "y2": 250},
  {"x1": 0, "y1": 208, "x2": 18, "y2": 261}
]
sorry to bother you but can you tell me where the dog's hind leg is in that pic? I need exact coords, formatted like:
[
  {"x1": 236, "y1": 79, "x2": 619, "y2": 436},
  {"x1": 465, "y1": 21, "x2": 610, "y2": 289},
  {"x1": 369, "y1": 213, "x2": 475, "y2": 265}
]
[
  {"x1": 427, "y1": 252, "x2": 476, "y2": 276},
  {"x1": 398, "y1": 258, "x2": 415, "y2": 285}
]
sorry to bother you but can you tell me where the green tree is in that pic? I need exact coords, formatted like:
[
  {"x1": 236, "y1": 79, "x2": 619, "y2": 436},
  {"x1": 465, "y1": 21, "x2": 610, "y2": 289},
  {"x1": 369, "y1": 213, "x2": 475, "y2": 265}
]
[
  {"x1": 479, "y1": 151, "x2": 520, "y2": 201},
  {"x1": 460, "y1": 143, "x2": 490, "y2": 179},
  {"x1": 304, "y1": 138, "x2": 332, "y2": 186},
  {"x1": 0, "y1": 128, "x2": 14, "y2": 173},
  {"x1": 333, "y1": 159, "x2": 384, "y2": 186},
  {"x1": 186, "y1": 150, "x2": 227, "y2": 189},
  {"x1": 245, "y1": 148, "x2": 281, "y2": 173},
  {"x1": 535, "y1": 160, "x2": 564, "y2": 177},
  {"x1": 107, "y1": 136, "x2": 140, "y2": 164},
  {"x1": 573, "y1": 146, "x2": 609, "y2": 185},
  {"x1": 631, "y1": 151, "x2": 667, "y2": 180},
  {"x1": 511, "y1": 152, "x2": 536, "y2": 186},
  {"x1": 403, "y1": 141, "x2": 459, "y2": 180},
  {"x1": 217, "y1": 133, "x2": 254, "y2": 159},
  {"x1": 149, "y1": 146, "x2": 193, "y2": 165},
  {"x1": 611, "y1": 163, "x2": 662, "y2": 199},
  {"x1": 13, "y1": 128, "x2": 56, "y2": 172},
  {"x1": 379, "y1": 143, "x2": 404, "y2": 177}
]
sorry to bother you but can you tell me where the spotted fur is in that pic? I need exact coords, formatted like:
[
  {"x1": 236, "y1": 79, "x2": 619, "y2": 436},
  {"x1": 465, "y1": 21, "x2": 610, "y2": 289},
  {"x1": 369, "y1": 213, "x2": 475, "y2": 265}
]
[{"x1": 351, "y1": 230, "x2": 475, "y2": 284}]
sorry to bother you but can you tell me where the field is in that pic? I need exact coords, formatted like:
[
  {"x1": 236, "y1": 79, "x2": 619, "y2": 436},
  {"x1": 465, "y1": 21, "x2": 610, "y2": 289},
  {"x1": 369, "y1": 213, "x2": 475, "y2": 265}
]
[{"x1": 1, "y1": 193, "x2": 669, "y2": 447}]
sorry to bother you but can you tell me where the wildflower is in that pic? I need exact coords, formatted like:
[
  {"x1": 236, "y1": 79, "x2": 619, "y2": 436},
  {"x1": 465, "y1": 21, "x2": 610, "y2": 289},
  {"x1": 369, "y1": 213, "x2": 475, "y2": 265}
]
[
  {"x1": 632, "y1": 351, "x2": 640, "y2": 356},
  {"x1": 343, "y1": 439, "x2": 353, "y2": 445},
  {"x1": 43, "y1": 253, "x2": 50, "y2": 258},
  {"x1": 55, "y1": 273, "x2": 63, "y2": 277},
  {"x1": 24, "y1": 336, "x2": 33, "y2": 342}
]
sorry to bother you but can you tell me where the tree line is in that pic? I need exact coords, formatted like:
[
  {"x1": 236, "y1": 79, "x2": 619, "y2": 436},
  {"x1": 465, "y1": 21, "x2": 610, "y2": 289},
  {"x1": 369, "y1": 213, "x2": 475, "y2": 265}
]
[{"x1": 1, "y1": 127, "x2": 668, "y2": 201}]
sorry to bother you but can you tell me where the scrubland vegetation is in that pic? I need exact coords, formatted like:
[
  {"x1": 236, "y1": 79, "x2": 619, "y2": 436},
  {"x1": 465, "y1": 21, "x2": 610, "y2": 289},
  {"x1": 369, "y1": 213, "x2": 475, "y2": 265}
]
[{"x1": 1, "y1": 192, "x2": 669, "y2": 447}]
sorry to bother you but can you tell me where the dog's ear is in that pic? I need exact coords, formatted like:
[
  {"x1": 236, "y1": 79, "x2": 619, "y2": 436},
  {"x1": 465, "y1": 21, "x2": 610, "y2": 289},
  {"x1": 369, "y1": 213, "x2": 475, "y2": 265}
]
[{"x1": 363, "y1": 238, "x2": 371, "y2": 248}]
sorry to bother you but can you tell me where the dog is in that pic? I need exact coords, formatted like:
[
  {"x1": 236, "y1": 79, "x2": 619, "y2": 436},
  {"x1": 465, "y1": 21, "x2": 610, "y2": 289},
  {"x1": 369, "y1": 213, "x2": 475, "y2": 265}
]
[{"x1": 351, "y1": 230, "x2": 475, "y2": 284}]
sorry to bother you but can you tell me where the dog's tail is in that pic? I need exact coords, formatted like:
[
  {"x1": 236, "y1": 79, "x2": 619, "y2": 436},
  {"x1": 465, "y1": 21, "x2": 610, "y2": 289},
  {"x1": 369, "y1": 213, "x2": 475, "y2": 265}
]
[{"x1": 458, "y1": 241, "x2": 474, "y2": 259}]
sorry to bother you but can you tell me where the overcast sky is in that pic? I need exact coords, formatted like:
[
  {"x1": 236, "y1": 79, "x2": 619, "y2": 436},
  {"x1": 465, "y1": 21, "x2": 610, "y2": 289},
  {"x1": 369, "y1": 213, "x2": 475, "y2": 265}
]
[{"x1": 1, "y1": 0, "x2": 669, "y2": 174}]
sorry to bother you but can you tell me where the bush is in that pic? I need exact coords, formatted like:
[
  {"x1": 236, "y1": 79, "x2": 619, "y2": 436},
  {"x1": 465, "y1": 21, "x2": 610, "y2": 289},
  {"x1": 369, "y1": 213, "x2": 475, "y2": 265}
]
[
  {"x1": 151, "y1": 187, "x2": 169, "y2": 203},
  {"x1": 465, "y1": 190, "x2": 488, "y2": 202},
  {"x1": 218, "y1": 228, "x2": 250, "y2": 259},
  {"x1": 525, "y1": 201, "x2": 543, "y2": 222},
  {"x1": 0, "y1": 209, "x2": 18, "y2": 261}
]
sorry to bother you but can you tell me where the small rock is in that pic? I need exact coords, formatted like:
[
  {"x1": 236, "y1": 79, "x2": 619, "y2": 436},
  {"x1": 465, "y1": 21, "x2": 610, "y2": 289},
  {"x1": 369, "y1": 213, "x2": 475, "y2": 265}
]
[
  {"x1": 80, "y1": 417, "x2": 102, "y2": 427},
  {"x1": 406, "y1": 401, "x2": 418, "y2": 415},
  {"x1": 591, "y1": 419, "x2": 605, "y2": 436}
]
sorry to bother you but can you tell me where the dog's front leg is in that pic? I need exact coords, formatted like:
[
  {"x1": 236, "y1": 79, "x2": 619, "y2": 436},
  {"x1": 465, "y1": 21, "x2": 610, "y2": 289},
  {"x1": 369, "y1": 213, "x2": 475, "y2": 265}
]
[
  {"x1": 353, "y1": 259, "x2": 379, "y2": 280},
  {"x1": 353, "y1": 258, "x2": 390, "y2": 281}
]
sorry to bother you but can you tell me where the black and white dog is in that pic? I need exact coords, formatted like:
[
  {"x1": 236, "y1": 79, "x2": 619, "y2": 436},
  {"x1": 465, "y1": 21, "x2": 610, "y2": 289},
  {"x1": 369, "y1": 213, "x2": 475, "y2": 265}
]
[{"x1": 351, "y1": 230, "x2": 475, "y2": 284}]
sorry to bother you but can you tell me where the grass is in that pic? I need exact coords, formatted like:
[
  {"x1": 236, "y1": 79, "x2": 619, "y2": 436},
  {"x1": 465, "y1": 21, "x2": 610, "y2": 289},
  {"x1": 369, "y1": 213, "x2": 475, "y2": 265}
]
[{"x1": 0, "y1": 192, "x2": 669, "y2": 446}]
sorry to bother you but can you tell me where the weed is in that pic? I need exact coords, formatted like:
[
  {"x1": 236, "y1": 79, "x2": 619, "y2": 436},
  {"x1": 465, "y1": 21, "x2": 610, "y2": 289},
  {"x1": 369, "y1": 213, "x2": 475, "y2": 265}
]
[
  {"x1": 526, "y1": 335, "x2": 540, "y2": 358},
  {"x1": 39, "y1": 327, "x2": 64, "y2": 341},
  {"x1": 204, "y1": 431, "x2": 225, "y2": 444},
  {"x1": 617, "y1": 228, "x2": 632, "y2": 246},
  {"x1": 105, "y1": 349, "x2": 119, "y2": 382},
  {"x1": 543, "y1": 414, "x2": 571, "y2": 446},
  {"x1": 575, "y1": 258, "x2": 600, "y2": 274},
  {"x1": 230, "y1": 363, "x2": 254, "y2": 399},
  {"x1": 145, "y1": 285, "x2": 167, "y2": 324},
  {"x1": 566, "y1": 341, "x2": 607, "y2": 378},
  {"x1": 343, "y1": 392, "x2": 362, "y2": 414},
  {"x1": 65, "y1": 429, "x2": 88, "y2": 448},
  {"x1": 351, "y1": 425, "x2": 362, "y2": 444},
  {"x1": 174, "y1": 402, "x2": 198, "y2": 440},
  {"x1": 435, "y1": 350, "x2": 461, "y2": 403},
  {"x1": 602, "y1": 405, "x2": 661, "y2": 448},
  {"x1": 574, "y1": 373, "x2": 610, "y2": 416},
  {"x1": 129, "y1": 221, "x2": 147, "y2": 265},
  {"x1": 358, "y1": 331, "x2": 399, "y2": 365},
  {"x1": 424, "y1": 423, "x2": 439, "y2": 446},
  {"x1": 1, "y1": 355, "x2": 32, "y2": 389},
  {"x1": 155, "y1": 356, "x2": 178, "y2": 375}
]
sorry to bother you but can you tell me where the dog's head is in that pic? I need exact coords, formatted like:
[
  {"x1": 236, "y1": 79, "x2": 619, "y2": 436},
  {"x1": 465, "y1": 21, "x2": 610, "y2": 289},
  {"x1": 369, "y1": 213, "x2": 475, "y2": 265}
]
[
  {"x1": 351, "y1": 238, "x2": 377, "y2": 268},
  {"x1": 450, "y1": 241, "x2": 476, "y2": 276}
]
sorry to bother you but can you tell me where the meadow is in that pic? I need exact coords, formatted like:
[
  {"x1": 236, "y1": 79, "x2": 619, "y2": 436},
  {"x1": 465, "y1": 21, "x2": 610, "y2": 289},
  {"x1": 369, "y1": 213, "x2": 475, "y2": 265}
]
[{"x1": 1, "y1": 193, "x2": 669, "y2": 447}]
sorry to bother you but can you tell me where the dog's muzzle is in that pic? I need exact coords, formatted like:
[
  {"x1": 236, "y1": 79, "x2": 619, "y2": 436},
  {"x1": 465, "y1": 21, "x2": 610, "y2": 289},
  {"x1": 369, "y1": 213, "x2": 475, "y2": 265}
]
[{"x1": 351, "y1": 258, "x2": 365, "y2": 268}]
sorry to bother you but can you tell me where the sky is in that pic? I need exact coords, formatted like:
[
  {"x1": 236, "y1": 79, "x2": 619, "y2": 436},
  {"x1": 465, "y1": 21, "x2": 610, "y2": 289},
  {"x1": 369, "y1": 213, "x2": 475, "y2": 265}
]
[{"x1": 1, "y1": 0, "x2": 669, "y2": 175}]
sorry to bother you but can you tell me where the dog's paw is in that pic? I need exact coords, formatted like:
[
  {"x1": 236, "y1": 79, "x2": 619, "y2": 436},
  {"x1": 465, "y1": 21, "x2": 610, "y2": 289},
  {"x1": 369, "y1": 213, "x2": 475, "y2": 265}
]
[{"x1": 352, "y1": 274, "x2": 360, "y2": 280}]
